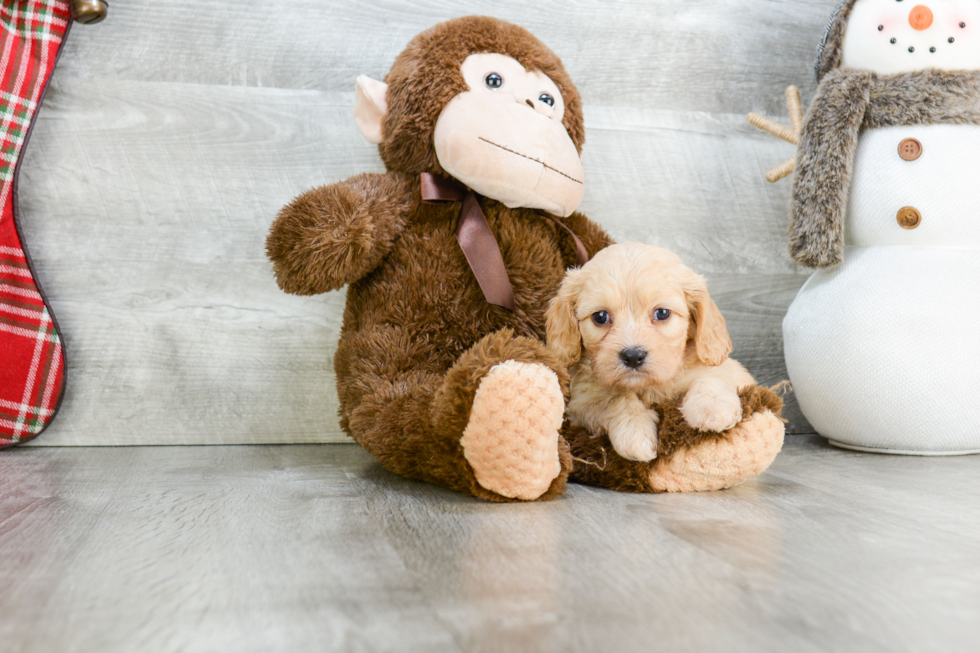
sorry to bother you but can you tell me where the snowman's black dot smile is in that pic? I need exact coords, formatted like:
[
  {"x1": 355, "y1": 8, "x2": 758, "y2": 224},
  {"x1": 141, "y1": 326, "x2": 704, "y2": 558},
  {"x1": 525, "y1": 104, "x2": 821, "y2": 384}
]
[
  {"x1": 930, "y1": 47, "x2": 937, "y2": 53},
  {"x1": 909, "y1": 46, "x2": 915, "y2": 52},
  {"x1": 891, "y1": 37, "x2": 897, "y2": 44}
]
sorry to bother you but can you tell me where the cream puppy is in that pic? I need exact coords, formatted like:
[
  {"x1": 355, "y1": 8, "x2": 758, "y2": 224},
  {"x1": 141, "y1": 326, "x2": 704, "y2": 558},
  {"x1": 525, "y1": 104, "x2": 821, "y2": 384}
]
[{"x1": 546, "y1": 243, "x2": 755, "y2": 462}]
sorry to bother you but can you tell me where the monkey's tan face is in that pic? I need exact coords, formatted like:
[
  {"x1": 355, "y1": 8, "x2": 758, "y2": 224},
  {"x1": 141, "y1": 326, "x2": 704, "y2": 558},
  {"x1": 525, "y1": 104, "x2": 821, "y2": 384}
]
[{"x1": 432, "y1": 54, "x2": 585, "y2": 217}]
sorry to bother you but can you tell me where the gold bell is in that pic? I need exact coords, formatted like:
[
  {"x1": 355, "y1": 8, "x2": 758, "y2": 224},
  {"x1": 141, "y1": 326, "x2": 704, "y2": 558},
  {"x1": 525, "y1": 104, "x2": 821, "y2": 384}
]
[{"x1": 70, "y1": 0, "x2": 108, "y2": 24}]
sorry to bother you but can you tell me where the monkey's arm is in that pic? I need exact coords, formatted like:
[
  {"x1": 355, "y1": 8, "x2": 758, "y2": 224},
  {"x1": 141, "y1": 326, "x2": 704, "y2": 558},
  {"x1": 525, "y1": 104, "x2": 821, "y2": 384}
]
[
  {"x1": 266, "y1": 171, "x2": 417, "y2": 295},
  {"x1": 790, "y1": 69, "x2": 873, "y2": 269},
  {"x1": 565, "y1": 384, "x2": 785, "y2": 493},
  {"x1": 561, "y1": 212, "x2": 614, "y2": 266}
]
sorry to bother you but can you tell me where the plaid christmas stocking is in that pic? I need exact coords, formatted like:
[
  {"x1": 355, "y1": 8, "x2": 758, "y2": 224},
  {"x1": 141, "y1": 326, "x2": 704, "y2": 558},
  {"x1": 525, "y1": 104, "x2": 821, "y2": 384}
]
[{"x1": 1, "y1": 1, "x2": 71, "y2": 448}]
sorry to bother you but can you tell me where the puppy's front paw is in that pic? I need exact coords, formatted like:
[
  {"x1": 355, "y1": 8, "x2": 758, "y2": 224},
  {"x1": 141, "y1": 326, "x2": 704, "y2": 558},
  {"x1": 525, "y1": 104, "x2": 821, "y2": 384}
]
[
  {"x1": 607, "y1": 410, "x2": 660, "y2": 462},
  {"x1": 681, "y1": 377, "x2": 743, "y2": 433}
]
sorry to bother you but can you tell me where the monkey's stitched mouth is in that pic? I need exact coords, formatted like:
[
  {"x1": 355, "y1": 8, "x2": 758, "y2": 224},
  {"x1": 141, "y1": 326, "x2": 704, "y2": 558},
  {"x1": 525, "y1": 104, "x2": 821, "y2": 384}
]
[{"x1": 478, "y1": 137, "x2": 584, "y2": 185}]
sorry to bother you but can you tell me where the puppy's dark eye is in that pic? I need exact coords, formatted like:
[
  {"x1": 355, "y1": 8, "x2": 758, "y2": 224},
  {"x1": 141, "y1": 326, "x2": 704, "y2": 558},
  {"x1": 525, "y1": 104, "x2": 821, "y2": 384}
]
[
  {"x1": 485, "y1": 73, "x2": 503, "y2": 89},
  {"x1": 592, "y1": 311, "x2": 611, "y2": 326},
  {"x1": 653, "y1": 308, "x2": 671, "y2": 321},
  {"x1": 538, "y1": 93, "x2": 555, "y2": 107}
]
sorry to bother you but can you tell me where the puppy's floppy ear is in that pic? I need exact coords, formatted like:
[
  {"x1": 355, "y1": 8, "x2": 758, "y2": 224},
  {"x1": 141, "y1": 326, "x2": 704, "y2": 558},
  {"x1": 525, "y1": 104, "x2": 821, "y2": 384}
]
[
  {"x1": 546, "y1": 269, "x2": 585, "y2": 368},
  {"x1": 684, "y1": 272, "x2": 732, "y2": 367}
]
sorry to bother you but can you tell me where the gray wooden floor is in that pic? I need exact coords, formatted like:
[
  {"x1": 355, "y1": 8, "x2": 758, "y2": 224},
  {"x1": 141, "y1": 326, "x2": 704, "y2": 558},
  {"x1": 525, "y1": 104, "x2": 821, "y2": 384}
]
[{"x1": 2, "y1": 437, "x2": 978, "y2": 653}]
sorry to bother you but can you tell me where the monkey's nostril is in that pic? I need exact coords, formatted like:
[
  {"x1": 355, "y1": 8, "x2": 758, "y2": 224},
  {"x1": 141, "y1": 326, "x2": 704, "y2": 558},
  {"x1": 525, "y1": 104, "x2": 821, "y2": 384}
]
[{"x1": 620, "y1": 348, "x2": 647, "y2": 369}]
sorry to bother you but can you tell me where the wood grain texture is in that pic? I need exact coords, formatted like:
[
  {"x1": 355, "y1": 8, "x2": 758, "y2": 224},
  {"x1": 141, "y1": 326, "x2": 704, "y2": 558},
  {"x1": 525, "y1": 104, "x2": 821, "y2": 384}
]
[
  {"x1": 14, "y1": 0, "x2": 842, "y2": 444},
  {"x1": 3, "y1": 438, "x2": 980, "y2": 652}
]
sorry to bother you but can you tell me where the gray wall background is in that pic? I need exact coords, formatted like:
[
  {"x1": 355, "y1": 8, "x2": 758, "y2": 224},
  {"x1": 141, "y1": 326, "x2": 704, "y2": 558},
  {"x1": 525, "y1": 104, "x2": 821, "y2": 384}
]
[{"x1": 20, "y1": 0, "x2": 838, "y2": 445}]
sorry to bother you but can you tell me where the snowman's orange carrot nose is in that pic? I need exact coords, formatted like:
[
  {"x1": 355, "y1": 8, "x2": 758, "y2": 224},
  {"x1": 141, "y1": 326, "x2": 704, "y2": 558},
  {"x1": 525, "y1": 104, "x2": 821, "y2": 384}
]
[{"x1": 909, "y1": 5, "x2": 934, "y2": 31}]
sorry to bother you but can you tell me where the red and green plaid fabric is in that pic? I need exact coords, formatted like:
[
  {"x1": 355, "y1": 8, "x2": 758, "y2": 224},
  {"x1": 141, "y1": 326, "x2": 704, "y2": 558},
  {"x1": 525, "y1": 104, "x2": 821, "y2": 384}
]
[{"x1": 0, "y1": 1, "x2": 70, "y2": 448}]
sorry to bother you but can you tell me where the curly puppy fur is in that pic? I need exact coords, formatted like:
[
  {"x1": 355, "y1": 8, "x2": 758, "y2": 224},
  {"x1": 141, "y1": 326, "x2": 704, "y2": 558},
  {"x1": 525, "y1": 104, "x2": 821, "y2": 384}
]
[
  {"x1": 268, "y1": 16, "x2": 785, "y2": 500},
  {"x1": 791, "y1": 0, "x2": 980, "y2": 268},
  {"x1": 547, "y1": 243, "x2": 753, "y2": 463}
]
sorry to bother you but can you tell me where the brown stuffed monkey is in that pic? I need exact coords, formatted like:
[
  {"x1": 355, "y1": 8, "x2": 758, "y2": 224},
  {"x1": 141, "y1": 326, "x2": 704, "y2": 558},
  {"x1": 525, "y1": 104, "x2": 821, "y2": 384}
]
[{"x1": 266, "y1": 16, "x2": 784, "y2": 502}]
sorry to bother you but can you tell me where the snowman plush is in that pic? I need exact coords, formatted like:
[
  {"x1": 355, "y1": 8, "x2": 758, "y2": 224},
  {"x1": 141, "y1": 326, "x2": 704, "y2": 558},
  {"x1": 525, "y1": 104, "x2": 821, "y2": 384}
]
[{"x1": 765, "y1": 0, "x2": 980, "y2": 454}]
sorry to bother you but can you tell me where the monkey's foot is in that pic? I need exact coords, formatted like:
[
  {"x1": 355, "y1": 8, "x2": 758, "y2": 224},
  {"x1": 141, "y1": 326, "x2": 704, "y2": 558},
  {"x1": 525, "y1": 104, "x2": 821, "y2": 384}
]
[
  {"x1": 649, "y1": 408, "x2": 784, "y2": 492},
  {"x1": 460, "y1": 361, "x2": 564, "y2": 500}
]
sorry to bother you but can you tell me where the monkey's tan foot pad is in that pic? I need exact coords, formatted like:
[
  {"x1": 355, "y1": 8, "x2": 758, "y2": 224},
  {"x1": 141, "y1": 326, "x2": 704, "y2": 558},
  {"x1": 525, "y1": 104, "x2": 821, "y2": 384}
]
[
  {"x1": 649, "y1": 409, "x2": 784, "y2": 493},
  {"x1": 461, "y1": 361, "x2": 564, "y2": 501}
]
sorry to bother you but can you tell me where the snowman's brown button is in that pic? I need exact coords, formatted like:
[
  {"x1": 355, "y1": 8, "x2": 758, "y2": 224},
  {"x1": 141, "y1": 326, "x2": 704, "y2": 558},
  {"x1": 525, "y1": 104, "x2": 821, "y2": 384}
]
[
  {"x1": 898, "y1": 138, "x2": 922, "y2": 161},
  {"x1": 897, "y1": 206, "x2": 922, "y2": 229}
]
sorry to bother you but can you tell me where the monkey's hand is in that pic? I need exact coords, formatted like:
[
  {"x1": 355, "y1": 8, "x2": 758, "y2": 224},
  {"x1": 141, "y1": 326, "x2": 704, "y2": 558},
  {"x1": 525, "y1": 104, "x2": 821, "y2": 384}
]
[{"x1": 266, "y1": 172, "x2": 416, "y2": 295}]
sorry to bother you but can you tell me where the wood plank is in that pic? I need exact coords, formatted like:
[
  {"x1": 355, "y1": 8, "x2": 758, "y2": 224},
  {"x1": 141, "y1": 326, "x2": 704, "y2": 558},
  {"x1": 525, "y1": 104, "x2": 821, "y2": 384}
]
[
  {"x1": 3, "y1": 439, "x2": 980, "y2": 652},
  {"x1": 19, "y1": 78, "x2": 811, "y2": 444},
  {"x1": 55, "y1": 0, "x2": 837, "y2": 114},
  {"x1": 0, "y1": 445, "x2": 463, "y2": 653},
  {"x1": 15, "y1": 0, "x2": 840, "y2": 443}
]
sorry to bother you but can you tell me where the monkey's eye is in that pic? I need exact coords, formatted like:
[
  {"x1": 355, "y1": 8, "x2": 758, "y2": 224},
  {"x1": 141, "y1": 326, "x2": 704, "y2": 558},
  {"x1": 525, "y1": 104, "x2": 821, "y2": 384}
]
[
  {"x1": 538, "y1": 93, "x2": 555, "y2": 107},
  {"x1": 484, "y1": 73, "x2": 503, "y2": 89},
  {"x1": 591, "y1": 311, "x2": 611, "y2": 326},
  {"x1": 653, "y1": 308, "x2": 671, "y2": 321}
]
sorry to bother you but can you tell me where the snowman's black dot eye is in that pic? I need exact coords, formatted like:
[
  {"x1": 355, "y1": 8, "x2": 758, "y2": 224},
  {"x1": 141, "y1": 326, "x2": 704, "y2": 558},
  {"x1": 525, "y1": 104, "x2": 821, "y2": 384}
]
[
  {"x1": 878, "y1": 25, "x2": 884, "y2": 31},
  {"x1": 909, "y1": 46, "x2": 915, "y2": 52},
  {"x1": 891, "y1": 38, "x2": 897, "y2": 44},
  {"x1": 930, "y1": 47, "x2": 937, "y2": 53},
  {"x1": 950, "y1": 37, "x2": 955, "y2": 43},
  {"x1": 485, "y1": 73, "x2": 503, "y2": 89},
  {"x1": 961, "y1": 22, "x2": 967, "y2": 28},
  {"x1": 538, "y1": 93, "x2": 554, "y2": 107}
]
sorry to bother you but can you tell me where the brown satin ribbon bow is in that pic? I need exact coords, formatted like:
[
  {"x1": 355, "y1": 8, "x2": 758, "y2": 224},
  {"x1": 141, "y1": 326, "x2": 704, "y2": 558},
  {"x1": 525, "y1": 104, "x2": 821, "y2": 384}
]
[{"x1": 420, "y1": 173, "x2": 590, "y2": 312}]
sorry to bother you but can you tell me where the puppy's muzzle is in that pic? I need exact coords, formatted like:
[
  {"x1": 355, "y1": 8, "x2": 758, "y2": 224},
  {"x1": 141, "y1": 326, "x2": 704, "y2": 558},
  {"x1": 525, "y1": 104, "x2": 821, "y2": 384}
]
[{"x1": 619, "y1": 348, "x2": 647, "y2": 369}]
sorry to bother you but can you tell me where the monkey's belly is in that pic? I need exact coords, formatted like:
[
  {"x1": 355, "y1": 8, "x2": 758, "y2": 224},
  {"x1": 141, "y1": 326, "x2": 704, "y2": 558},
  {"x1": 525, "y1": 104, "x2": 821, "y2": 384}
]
[
  {"x1": 783, "y1": 246, "x2": 980, "y2": 454},
  {"x1": 846, "y1": 124, "x2": 980, "y2": 248}
]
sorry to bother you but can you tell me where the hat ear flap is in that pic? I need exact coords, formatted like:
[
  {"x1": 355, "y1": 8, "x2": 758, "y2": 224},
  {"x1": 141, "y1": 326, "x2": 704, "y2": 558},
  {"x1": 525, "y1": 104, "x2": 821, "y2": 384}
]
[
  {"x1": 546, "y1": 270, "x2": 585, "y2": 368},
  {"x1": 815, "y1": 0, "x2": 860, "y2": 81}
]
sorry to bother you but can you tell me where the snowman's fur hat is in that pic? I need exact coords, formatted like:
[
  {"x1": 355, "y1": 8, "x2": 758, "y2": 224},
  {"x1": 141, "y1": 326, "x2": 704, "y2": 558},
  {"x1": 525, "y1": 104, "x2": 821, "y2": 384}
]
[{"x1": 815, "y1": 0, "x2": 858, "y2": 81}]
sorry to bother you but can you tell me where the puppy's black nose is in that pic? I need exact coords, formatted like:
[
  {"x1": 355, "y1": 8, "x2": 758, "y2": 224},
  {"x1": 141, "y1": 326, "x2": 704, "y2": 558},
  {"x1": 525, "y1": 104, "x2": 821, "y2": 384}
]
[{"x1": 620, "y1": 348, "x2": 647, "y2": 369}]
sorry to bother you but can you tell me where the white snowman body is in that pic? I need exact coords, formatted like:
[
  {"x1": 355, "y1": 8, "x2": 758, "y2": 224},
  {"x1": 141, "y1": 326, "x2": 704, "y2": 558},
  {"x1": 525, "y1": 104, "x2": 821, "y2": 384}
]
[{"x1": 783, "y1": 0, "x2": 980, "y2": 453}]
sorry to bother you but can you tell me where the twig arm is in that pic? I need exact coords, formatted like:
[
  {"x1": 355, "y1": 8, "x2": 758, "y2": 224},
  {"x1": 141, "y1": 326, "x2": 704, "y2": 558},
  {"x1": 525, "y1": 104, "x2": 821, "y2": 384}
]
[
  {"x1": 747, "y1": 112, "x2": 799, "y2": 145},
  {"x1": 787, "y1": 86, "x2": 803, "y2": 134}
]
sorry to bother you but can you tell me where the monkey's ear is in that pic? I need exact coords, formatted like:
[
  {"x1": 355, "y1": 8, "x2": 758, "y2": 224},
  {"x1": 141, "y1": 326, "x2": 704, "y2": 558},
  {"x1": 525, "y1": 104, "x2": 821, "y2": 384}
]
[{"x1": 354, "y1": 75, "x2": 388, "y2": 144}]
